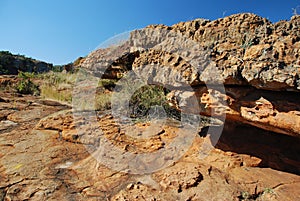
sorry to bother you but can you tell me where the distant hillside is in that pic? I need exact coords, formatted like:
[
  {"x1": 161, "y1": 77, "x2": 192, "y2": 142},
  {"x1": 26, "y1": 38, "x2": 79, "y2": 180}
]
[{"x1": 0, "y1": 51, "x2": 53, "y2": 75}]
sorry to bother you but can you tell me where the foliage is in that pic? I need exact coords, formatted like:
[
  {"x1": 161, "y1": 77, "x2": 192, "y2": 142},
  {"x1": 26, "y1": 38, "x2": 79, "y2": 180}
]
[
  {"x1": 98, "y1": 79, "x2": 117, "y2": 90},
  {"x1": 52, "y1": 65, "x2": 64, "y2": 72},
  {"x1": 17, "y1": 71, "x2": 36, "y2": 79},
  {"x1": 15, "y1": 71, "x2": 40, "y2": 95},
  {"x1": 0, "y1": 64, "x2": 9, "y2": 74},
  {"x1": 38, "y1": 71, "x2": 77, "y2": 85},
  {"x1": 92, "y1": 79, "x2": 118, "y2": 110},
  {"x1": 0, "y1": 50, "x2": 53, "y2": 74},
  {"x1": 0, "y1": 51, "x2": 14, "y2": 74},
  {"x1": 16, "y1": 80, "x2": 40, "y2": 95},
  {"x1": 129, "y1": 85, "x2": 180, "y2": 120},
  {"x1": 0, "y1": 51, "x2": 33, "y2": 73}
]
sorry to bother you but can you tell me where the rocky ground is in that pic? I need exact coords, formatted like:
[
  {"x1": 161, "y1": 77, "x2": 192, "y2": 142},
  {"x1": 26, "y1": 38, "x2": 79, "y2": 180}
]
[
  {"x1": 1, "y1": 13, "x2": 300, "y2": 200},
  {"x1": 0, "y1": 90, "x2": 299, "y2": 200}
]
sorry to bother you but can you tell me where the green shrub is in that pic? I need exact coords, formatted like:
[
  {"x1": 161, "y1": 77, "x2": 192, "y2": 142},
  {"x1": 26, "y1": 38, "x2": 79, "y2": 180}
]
[
  {"x1": 16, "y1": 79, "x2": 40, "y2": 95},
  {"x1": 98, "y1": 79, "x2": 117, "y2": 90},
  {"x1": 15, "y1": 71, "x2": 39, "y2": 95},
  {"x1": 52, "y1": 65, "x2": 64, "y2": 72},
  {"x1": 94, "y1": 81, "x2": 180, "y2": 118},
  {"x1": 129, "y1": 85, "x2": 180, "y2": 120},
  {"x1": 0, "y1": 64, "x2": 9, "y2": 74},
  {"x1": 17, "y1": 71, "x2": 36, "y2": 79}
]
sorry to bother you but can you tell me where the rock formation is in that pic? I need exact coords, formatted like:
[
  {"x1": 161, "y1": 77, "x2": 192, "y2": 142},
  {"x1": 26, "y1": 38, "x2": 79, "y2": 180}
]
[
  {"x1": 1, "y1": 13, "x2": 300, "y2": 200},
  {"x1": 82, "y1": 13, "x2": 300, "y2": 138}
]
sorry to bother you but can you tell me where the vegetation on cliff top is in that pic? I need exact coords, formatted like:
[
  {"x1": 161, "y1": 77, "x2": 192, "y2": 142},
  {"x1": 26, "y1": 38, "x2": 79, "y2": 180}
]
[{"x1": 0, "y1": 51, "x2": 54, "y2": 75}]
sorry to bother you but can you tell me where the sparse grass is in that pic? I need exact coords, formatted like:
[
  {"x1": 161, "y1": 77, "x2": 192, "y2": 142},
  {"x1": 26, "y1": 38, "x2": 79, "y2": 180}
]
[
  {"x1": 240, "y1": 31, "x2": 255, "y2": 49},
  {"x1": 240, "y1": 191, "x2": 250, "y2": 200},
  {"x1": 71, "y1": 87, "x2": 112, "y2": 111},
  {"x1": 39, "y1": 71, "x2": 76, "y2": 104},
  {"x1": 1, "y1": 70, "x2": 178, "y2": 120},
  {"x1": 38, "y1": 71, "x2": 77, "y2": 85},
  {"x1": 263, "y1": 188, "x2": 274, "y2": 194},
  {"x1": 40, "y1": 85, "x2": 72, "y2": 103},
  {"x1": 238, "y1": 187, "x2": 276, "y2": 201},
  {"x1": 95, "y1": 90, "x2": 112, "y2": 111},
  {"x1": 38, "y1": 71, "x2": 116, "y2": 109},
  {"x1": 5, "y1": 70, "x2": 180, "y2": 119}
]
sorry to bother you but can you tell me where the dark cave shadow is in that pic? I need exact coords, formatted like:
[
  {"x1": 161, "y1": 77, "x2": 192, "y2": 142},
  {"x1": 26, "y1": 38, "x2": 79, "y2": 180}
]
[{"x1": 207, "y1": 120, "x2": 300, "y2": 175}]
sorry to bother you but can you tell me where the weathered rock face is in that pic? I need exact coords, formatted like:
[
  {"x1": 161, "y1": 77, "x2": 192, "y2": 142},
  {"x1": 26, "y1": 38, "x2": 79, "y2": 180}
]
[
  {"x1": 81, "y1": 13, "x2": 300, "y2": 137},
  {"x1": 172, "y1": 13, "x2": 300, "y2": 90},
  {"x1": 83, "y1": 13, "x2": 300, "y2": 91},
  {"x1": 145, "y1": 14, "x2": 300, "y2": 90},
  {"x1": 167, "y1": 86, "x2": 300, "y2": 137}
]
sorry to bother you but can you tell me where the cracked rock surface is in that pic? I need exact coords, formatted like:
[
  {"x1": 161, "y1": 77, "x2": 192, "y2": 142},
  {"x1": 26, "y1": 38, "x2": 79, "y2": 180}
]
[{"x1": 0, "y1": 91, "x2": 300, "y2": 200}]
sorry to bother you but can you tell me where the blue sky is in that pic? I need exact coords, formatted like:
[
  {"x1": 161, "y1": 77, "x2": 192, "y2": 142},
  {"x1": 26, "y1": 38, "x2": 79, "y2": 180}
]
[{"x1": 0, "y1": 0, "x2": 299, "y2": 65}]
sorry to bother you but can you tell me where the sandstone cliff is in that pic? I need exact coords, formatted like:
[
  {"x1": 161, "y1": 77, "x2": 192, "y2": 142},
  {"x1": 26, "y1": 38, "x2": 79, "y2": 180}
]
[{"x1": 82, "y1": 13, "x2": 300, "y2": 138}]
